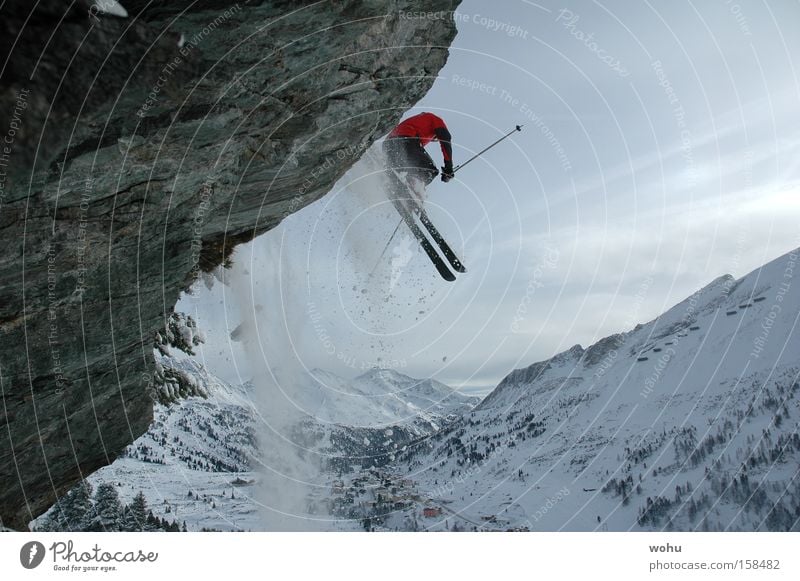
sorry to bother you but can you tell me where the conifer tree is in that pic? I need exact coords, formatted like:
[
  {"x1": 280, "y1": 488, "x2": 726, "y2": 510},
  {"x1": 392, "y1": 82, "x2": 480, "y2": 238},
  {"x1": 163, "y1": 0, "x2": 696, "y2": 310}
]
[
  {"x1": 64, "y1": 481, "x2": 93, "y2": 531},
  {"x1": 88, "y1": 483, "x2": 122, "y2": 531},
  {"x1": 122, "y1": 491, "x2": 149, "y2": 531}
]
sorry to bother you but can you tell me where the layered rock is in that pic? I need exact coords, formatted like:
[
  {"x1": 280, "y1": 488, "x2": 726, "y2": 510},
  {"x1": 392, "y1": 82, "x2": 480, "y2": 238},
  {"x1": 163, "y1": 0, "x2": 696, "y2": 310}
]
[{"x1": 0, "y1": 0, "x2": 460, "y2": 529}]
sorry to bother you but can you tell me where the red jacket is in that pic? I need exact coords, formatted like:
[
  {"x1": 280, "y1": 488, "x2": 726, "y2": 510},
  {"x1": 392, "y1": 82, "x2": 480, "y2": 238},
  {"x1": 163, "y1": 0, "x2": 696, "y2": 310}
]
[{"x1": 389, "y1": 112, "x2": 452, "y2": 162}]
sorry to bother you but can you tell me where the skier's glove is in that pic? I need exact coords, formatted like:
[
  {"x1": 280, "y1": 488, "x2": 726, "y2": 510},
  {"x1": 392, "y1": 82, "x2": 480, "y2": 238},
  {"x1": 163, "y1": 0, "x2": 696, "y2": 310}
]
[{"x1": 441, "y1": 162, "x2": 454, "y2": 183}]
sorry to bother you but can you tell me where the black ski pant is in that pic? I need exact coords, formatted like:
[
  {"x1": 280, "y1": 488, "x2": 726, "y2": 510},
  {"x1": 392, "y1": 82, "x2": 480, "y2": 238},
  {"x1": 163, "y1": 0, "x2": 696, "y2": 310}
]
[{"x1": 383, "y1": 137, "x2": 439, "y2": 187}]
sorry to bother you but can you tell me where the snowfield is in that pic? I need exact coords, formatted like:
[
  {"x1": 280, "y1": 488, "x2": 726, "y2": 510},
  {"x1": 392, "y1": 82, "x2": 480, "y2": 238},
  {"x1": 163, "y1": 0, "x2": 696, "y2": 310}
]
[{"x1": 35, "y1": 248, "x2": 799, "y2": 531}]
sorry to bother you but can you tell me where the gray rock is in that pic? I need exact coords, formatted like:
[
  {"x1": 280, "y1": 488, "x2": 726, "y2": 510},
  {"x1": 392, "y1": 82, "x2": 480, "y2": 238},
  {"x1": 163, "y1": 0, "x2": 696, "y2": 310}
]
[{"x1": 0, "y1": 0, "x2": 460, "y2": 529}]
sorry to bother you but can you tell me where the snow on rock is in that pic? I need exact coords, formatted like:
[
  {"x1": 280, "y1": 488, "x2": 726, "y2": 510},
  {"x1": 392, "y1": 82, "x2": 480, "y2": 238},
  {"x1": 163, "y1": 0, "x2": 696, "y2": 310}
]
[{"x1": 92, "y1": 1, "x2": 128, "y2": 18}]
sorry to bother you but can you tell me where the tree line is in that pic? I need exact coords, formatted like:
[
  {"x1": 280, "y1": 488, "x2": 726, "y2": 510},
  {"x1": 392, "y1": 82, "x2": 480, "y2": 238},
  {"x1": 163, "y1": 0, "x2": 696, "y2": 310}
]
[{"x1": 36, "y1": 482, "x2": 185, "y2": 532}]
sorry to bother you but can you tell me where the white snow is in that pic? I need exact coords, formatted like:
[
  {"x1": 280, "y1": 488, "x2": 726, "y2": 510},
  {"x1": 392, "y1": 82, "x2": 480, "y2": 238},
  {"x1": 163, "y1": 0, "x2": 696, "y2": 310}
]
[
  {"x1": 291, "y1": 367, "x2": 478, "y2": 430},
  {"x1": 92, "y1": 0, "x2": 128, "y2": 18},
  {"x1": 38, "y1": 249, "x2": 799, "y2": 531}
]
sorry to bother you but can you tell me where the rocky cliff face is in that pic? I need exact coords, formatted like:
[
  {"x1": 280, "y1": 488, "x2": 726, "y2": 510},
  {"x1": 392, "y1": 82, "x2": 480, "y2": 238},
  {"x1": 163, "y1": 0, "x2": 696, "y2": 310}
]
[{"x1": 0, "y1": 0, "x2": 460, "y2": 529}]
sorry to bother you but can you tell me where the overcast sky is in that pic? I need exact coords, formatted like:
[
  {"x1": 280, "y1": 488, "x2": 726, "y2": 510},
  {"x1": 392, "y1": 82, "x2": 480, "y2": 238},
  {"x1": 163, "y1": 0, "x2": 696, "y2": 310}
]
[{"x1": 179, "y1": 0, "x2": 800, "y2": 395}]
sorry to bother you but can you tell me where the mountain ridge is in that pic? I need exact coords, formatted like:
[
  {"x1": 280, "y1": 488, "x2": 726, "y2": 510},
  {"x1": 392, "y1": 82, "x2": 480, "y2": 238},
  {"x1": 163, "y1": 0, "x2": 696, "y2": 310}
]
[{"x1": 394, "y1": 247, "x2": 799, "y2": 531}]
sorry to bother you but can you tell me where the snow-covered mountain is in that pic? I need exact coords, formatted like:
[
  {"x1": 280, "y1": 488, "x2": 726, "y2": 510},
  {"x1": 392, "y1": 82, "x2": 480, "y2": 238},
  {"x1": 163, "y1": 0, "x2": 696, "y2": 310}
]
[
  {"x1": 35, "y1": 249, "x2": 799, "y2": 532},
  {"x1": 31, "y1": 356, "x2": 261, "y2": 532},
  {"x1": 392, "y1": 248, "x2": 800, "y2": 532},
  {"x1": 34, "y1": 361, "x2": 476, "y2": 531},
  {"x1": 294, "y1": 367, "x2": 479, "y2": 430}
]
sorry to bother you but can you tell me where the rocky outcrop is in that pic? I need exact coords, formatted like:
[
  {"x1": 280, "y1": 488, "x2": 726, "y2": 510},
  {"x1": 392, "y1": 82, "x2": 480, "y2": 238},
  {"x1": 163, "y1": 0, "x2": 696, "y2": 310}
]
[{"x1": 0, "y1": 0, "x2": 460, "y2": 529}]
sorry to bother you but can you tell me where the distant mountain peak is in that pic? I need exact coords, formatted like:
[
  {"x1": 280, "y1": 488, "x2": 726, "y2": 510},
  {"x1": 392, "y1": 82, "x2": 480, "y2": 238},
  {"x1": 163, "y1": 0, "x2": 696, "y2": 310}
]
[{"x1": 355, "y1": 367, "x2": 413, "y2": 383}]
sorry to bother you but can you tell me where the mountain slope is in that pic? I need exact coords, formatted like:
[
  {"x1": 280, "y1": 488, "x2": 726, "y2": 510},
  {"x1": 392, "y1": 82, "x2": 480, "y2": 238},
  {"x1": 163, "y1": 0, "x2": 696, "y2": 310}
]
[
  {"x1": 34, "y1": 361, "x2": 476, "y2": 530},
  {"x1": 395, "y1": 248, "x2": 800, "y2": 531},
  {"x1": 297, "y1": 367, "x2": 479, "y2": 430}
]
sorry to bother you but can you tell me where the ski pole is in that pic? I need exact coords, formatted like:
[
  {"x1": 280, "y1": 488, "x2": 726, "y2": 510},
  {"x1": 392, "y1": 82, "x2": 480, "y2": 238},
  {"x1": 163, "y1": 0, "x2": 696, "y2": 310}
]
[
  {"x1": 452, "y1": 125, "x2": 523, "y2": 174},
  {"x1": 370, "y1": 219, "x2": 403, "y2": 278},
  {"x1": 369, "y1": 195, "x2": 422, "y2": 278}
]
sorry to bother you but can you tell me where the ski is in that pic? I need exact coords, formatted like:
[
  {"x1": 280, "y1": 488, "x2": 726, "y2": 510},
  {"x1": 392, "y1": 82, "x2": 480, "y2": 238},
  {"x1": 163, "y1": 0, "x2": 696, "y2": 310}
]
[
  {"x1": 389, "y1": 195, "x2": 455, "y2": 282},
  {"x1": 385, "y1": 168, "x2": 467, "y2": 274},
  {"x1": 416, "y1": 208, "x2": 466, "y2": 273},
  {"x1": 384, "y1": 170, "x2": 455, "y2": 282}
]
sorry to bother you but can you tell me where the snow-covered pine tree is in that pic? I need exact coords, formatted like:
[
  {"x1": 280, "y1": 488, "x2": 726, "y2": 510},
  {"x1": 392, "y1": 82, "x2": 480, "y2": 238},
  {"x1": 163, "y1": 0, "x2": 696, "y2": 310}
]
[
  {"x1": 146, "y1": 511, "x2": 160, "y2": 531},
  {"x1": 88, "y1": 483, "x2": 122, "y2": 531},
  {"x1": 152, "y1": 313, "x2": 208, "y2": 404},
  {"x1": 63, "y1": 481, "x2": 93, "y2": 531},
  {"x1": 155, "y1": 312, "x2": 204, "y2": 357},
  {"x1": 121, "y1": 491, "x2": 149, "y2": 531},
  {"x1": 36, "y1": 495, "x2": 70, "y2": 531}
]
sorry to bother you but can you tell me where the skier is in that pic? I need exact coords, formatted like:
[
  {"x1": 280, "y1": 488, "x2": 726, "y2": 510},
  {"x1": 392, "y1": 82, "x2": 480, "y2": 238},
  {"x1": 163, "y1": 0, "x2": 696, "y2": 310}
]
[
  {"x1": 378, "y1": 112, "x2": 463, "y2": 281},
  {"x1": 383, "y1": 112, "x2": 455, "y2": 195},
  {"x1": 376, "y1": 120, "x2": 519, "y2": 281}
]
